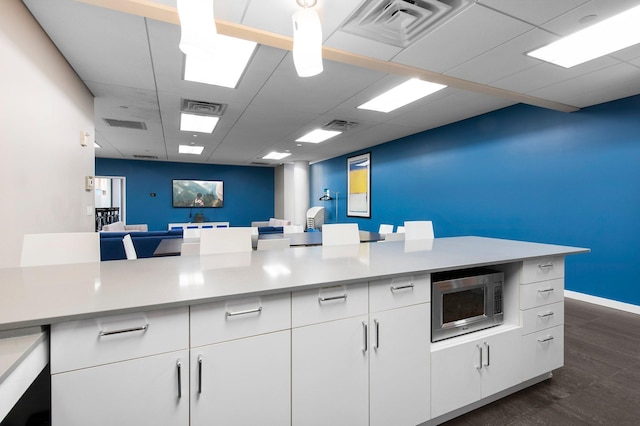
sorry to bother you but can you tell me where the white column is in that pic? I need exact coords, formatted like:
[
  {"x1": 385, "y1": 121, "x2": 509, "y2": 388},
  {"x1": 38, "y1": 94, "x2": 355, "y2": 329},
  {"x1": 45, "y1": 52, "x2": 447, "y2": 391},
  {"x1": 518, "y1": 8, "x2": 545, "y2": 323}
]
[{"x1": 293, "y1": 161, "x2": 310, "y2": 227}]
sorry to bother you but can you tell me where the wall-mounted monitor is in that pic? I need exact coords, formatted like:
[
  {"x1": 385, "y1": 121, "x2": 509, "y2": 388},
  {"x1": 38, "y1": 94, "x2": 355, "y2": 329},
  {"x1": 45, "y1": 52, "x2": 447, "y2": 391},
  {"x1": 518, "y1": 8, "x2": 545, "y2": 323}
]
[{"x1": 172, "y1": 179, "x2": 223, "y2": 208}]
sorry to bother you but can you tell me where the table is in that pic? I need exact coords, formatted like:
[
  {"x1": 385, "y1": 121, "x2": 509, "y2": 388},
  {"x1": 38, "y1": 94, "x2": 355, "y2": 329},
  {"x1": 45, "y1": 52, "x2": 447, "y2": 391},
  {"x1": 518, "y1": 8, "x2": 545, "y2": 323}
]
[{"x1": 153, "y1": 231, "x2": 384, "y2": 256}]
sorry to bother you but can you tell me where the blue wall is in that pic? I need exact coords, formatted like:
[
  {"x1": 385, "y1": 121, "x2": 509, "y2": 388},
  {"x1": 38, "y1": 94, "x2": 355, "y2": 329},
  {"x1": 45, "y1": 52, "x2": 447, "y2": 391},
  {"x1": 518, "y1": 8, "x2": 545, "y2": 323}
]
[
  {"x1": 96, "y1": 159, "x2": 274, "y2": 231},
  {"x1": 310, "y1": 95, "x2": 640, "y2": 306}
]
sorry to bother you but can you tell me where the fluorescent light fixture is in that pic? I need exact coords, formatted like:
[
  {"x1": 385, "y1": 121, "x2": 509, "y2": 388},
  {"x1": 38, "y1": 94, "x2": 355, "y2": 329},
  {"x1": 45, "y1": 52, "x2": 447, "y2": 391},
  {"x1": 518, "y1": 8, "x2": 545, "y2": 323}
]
[
  {"x1": 292, "y1": 6, "x2": 323, "y2": 77},
  {"x1": 358, "y1": 78, "x2": 447, "y2": 113},
  {"x1": 527, "y1": 5, "x2": 640, "y2": 68},
  {"x1": 180, "y1": 113, "x2": 219, "y2": 133},
  {"x1": 177, "y1": 0, "x2": 217, "y2": 57},
  {"x1": 296, "y1": 129, "x2": 342, "y2": 143},
  {"x1": 94, "y1": 142, "x2": 101, "y2": 148},
  {"x1": 262, "y1": 152, "x2": 292, "y2": 160},
  {"x1": 183, "y1": 35, "x2": 257, "y2": 88},
  {"x1": 178, "y1": 144, "x2": 205, "y2": 155}
]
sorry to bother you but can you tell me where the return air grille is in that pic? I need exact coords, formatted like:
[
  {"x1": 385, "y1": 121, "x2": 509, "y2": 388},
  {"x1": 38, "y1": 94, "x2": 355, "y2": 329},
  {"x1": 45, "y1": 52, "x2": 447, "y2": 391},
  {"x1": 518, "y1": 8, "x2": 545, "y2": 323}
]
[
  {"x1": 103, "y1": 118, "x2": 147, "y2": 130},
  {"x1": 341, "y1": 0, "x2": 473, "y2": 47},
  {"x1": 323, "y1": 119, "x2": 359, "y2": 132},
  {"x1": 133, "y1": 155, "x2": 159, "y2": 160}
]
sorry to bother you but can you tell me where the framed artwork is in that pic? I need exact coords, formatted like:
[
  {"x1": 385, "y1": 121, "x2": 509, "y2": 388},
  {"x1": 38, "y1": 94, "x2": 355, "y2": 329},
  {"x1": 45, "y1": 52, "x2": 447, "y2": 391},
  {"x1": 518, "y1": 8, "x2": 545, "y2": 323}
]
[{"x1": 347, "y1": 152, "x2": 371, "y2": 218}]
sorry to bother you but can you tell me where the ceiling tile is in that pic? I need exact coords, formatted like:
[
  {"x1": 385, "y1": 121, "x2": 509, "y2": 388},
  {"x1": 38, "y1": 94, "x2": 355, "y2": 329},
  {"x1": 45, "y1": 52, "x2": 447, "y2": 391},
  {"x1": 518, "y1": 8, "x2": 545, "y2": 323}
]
[{"x1": 477, "y1": 0, "x2": 589, "y2": 25}]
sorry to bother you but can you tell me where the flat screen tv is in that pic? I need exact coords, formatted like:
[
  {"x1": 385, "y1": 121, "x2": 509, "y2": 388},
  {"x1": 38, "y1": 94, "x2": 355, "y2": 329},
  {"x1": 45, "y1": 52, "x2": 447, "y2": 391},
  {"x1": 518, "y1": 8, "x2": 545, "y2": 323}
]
[{"x1": 172, "y1": 179, "x2": 223, "y2": 208}]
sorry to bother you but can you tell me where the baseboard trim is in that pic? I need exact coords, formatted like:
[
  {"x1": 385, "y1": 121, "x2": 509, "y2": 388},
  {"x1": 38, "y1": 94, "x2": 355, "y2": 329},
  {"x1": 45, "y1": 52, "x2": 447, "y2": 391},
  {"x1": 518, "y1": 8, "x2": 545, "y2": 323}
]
[{"x1": 565, "y1": 290, "x2": 640, "y2": 315}]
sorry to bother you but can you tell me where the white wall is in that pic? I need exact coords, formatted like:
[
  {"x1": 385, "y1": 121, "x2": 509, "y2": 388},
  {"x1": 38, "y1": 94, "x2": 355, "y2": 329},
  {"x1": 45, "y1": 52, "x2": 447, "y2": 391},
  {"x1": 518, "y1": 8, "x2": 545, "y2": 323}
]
[{"x1": 0, "y1": 0, "x2": 95, "y2": 268}]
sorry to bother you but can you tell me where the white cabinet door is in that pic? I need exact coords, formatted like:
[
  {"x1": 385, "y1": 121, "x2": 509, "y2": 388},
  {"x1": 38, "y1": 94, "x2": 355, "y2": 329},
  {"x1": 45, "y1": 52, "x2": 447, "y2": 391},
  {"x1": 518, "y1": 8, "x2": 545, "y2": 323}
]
[
  {"x1": 292, "y1": 315, "x2": 369, "y2": 426},
  {"x1": 52, "y1": 350, "x2": 189, "y2": 426},
  {"x1": 479, "y1": 327, "x2": 522, "y2": 396},
  {"x1": 431, "y1": 339, "x2": 482, "y2": 418},
  {"x1": 191, "y1": 330, "x2": 291, "y2": 426},
  {"x1": 370, "y1": 303, "x2": 430, "y2": 426}
]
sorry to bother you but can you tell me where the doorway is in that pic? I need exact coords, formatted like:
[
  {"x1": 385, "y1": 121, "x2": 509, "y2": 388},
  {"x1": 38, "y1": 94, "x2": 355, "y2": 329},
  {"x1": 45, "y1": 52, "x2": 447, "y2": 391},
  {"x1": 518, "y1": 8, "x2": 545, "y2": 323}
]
[{"x1": 94, "y1": 176, "x2": 126, "y2": 231}]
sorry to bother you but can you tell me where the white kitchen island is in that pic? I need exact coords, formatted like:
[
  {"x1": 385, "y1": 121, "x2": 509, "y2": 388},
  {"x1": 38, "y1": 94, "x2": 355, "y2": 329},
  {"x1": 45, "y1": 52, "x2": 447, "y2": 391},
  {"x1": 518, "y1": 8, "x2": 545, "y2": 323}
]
[{"x1": 0, "y1": 236, "x2": 588, "y2": 425}]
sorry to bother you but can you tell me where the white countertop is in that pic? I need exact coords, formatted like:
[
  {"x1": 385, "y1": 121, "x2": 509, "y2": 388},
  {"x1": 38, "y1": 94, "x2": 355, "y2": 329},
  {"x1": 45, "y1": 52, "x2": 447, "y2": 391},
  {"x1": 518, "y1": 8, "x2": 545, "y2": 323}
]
[{"x1": 0, "y1": 237, "x2": 588, "y2": 331}]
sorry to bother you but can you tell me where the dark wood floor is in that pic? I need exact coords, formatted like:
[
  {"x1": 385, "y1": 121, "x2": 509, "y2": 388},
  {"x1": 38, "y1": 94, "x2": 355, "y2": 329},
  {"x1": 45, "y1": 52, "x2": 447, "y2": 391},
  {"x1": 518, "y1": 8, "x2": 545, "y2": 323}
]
[{"x1": 442, "y1": 298, "x2": 640, "y2": 425}]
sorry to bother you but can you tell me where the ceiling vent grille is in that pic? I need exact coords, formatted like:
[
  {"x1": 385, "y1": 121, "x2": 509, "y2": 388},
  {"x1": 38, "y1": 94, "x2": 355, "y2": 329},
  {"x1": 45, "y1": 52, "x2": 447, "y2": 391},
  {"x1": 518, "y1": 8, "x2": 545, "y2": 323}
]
[
  {"x1": 104, "y1": 118, "x2": 147, "y2": 130},
  {"x1": 181, "y1": 99, "x2": 227, "y2": 116},
  {"x1": 323, "y1": 119, "x2": 359, "y2": 131},
  {"x1": 341, "y1": 0, "x2": 473, "y2": 47},
  {"x1": 133, "y1": 154, "x2": 159, "y2": 160}
]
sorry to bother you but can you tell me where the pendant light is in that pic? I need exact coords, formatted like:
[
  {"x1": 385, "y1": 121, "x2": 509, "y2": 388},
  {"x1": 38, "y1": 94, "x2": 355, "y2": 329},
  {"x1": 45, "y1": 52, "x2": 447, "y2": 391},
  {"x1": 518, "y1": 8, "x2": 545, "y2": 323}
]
[
  {"x1": 292, "y1": 0, "x2": 323, "y2": 77},
  {"x1": 177, "y1": 0, "x2": 217, "y2": 57}
]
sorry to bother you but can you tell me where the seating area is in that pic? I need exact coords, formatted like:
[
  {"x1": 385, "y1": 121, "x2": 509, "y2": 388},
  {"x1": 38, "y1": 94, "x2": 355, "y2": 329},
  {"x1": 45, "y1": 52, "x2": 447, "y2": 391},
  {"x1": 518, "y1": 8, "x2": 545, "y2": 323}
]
[
  {"x1": 99, "y1": 229, "x2": 183, "y2": 261},
  {"x1": 101, "y1": 221, "x2": 148, "y2": 232}
]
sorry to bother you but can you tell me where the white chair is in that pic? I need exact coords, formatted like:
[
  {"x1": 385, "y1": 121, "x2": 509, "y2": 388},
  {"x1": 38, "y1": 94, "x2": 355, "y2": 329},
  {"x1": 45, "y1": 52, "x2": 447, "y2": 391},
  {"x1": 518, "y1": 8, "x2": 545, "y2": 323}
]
[
  {"x1": 183, "y1": 228, "x2": 201, "y2": 242},
  {"x1": 383, "y1": 232, "x2": 405, "y2": 242},
  {"x1": 396, "y1": 226, "x2": 405, "y2": 233},
  {"x1": 257, "y1": 238, "x2": 291, "y2": 251},
  {"x1": 200, "y1": 227, "x2": 253, "y2": 255},
  {"x1": 322, "y1": 223, "x2": 360, "y2": 246},
  {"x1": 283, "y1": 225, "x2": 304, "y2": 233},
  {"x1": 404, "y1": 221, "x2": 434, "y2": 240},
  {"x1": 180, "y1": 242, "x2": 200, "y2": 256},
  {"x1": 122, "y1": 234, "x2": 137, "y2": 260},
  {"x1": 20, "y1": 232, "x2": 100, "y2": 267},
  {"x1": 378, "y1": 224, "x2": 394, "y2": 234}
]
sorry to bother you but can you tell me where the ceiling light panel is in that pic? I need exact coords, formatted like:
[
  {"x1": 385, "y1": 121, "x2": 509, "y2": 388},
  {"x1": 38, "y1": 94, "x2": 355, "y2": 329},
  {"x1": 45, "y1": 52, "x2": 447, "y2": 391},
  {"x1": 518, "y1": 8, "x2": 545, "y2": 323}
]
[
  {"x1": 180, "y1": 113, "x2": 219, "y2": 133},
  {"x1": 178, "y1": 144, "x2": 205, "y2": 155},
  {"x1": 262, "y1": 152, "x2": 292, "y2": 160},
  {"x1": 358, "y1": 78, "x2": 447, "y2": 113},
  {"x1": 183, "y1": 35, "x2": 257, "y2": 88},
  {"x1": 527, "y1": 5, "x2": 640, "y2": 68},
  {"x1": 296, "y1": 129, "x2": 342, "y2": 143}
]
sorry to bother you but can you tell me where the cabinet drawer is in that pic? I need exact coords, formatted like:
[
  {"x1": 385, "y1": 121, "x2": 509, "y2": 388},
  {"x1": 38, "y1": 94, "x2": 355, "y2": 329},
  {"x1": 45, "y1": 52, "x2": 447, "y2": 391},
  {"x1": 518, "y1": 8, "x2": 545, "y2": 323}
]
[
  {"x1": 519, "y1": 278, "x2": 564, "y2": 310},
  {"x1": 521, "y1": 302, "x2": 564, "y2": 335},
  {"x1": 292, "y1": 282, "x2": 368, "y2": 327},
  {"x1": 190, "y1": 293, "x2": 290, "y2": 347},
  {"x1": 369, "y1": 273, "x2": 430, "y2": 312},
  {"x1": 521, "y1": 325, "x2": 564, "y2": 381},
  {"x1": 51, "y1": 307, "x2": 188, "y2": 374},
  {"x1": 521, "y1": 256, "x2": 564, "y2": 284}
]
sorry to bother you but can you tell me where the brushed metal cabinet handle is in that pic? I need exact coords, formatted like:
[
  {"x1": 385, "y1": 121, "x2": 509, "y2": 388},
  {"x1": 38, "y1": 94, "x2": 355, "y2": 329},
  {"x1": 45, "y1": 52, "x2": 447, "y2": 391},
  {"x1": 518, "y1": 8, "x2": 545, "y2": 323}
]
[
  {"x1": 390, "y1": 283, "x2": 414, "y2": 291},
  {"x1": 198, "y1": 355, "x2": 203, "y2": 394},
  {"x1": 176, "y1": 359, "x2": 182, "y2": 399},
  {"x1": 538, "y1": 288, "x2": 555, "y2": 294},
  {"x1": 484, "y1": 343, "x2": 490, "y2": 367},
  {"x1": 362, "y1": 322, "x2": 368, "y2": 353},
  {"x1": 225, "y1": 306, "x2": 262, "y2": 317},
  {"x1": 538, "y1": 311, "x2": 555, "y2": 318},
  {"x1": 538, "y1": 335, "x2": 555, "y2": 344},
  {"x1": 476, "y1": 345, "x2": 483, "y2": 370},
  {"x1": 538, "y1": 262, "x2": 554, "y2": 270},
  {"x1": 373, "y1": 319, "x2": 380, "y2": 350},
  {"x1": 318, "y1": 294, "x2": 348, "y2": 302},
  {"x1": 98, "y1": 323, "x2": 149, "y2": 337}
]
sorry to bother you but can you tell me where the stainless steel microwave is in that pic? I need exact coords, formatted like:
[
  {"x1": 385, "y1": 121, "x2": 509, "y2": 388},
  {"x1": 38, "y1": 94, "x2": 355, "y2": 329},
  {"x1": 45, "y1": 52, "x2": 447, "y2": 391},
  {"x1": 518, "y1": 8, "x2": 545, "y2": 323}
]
[{"x1": 431, "y1": 268, "x2": 504, "y2": 342}]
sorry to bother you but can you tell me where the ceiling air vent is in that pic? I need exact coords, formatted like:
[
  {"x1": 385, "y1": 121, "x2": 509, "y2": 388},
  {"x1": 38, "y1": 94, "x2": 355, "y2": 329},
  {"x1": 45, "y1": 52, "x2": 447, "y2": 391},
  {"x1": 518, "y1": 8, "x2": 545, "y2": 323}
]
[
  {"x1": 250, "y1": 162, "x2": 273, "y2": 167},
  {"x1": 181, "y1": 99, "x2": 227, "y2": 116},
  {"x1": 103, "y1": 118, "x2": 148, "y2": 130},
  {"x1": 341, "y1": 0, "x2": 473, "y2": 47},
  {"x1": 323, "y1": 119, "x2": 359, "y2": 132},
  {"x1": 133, "y1": 154, "x2": 159, "y2": 160}
]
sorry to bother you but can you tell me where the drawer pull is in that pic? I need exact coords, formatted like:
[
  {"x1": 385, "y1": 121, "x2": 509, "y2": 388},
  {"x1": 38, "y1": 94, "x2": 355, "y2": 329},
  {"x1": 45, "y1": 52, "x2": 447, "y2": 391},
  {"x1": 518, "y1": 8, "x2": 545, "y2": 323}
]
[
  {"x1": 538, "y1": 262, "x2": 554, "y2": 270},
  {"x1": 98, "y1": 323, "x2": 149, "y2": 337},
  {"x1": 390, "y1": 283, "x2": 414, "y2": 291},
  {"x1": 318, "y1": 294, "x2": 348, "y2": 303},
  {"x1": 176, "y1": 359, "x2": 182, "y2": 398},
  {"x1": 225, "y1": 306, "x2": 263, "y2": 317},
  {"x1": 198, "y1": 355, "x2": 203, "y2": 394},
  {"x1": 538, "y1": 312, "x2": 555, "y2": 318},
  {"x1": 537, "y1": 288, "x2": 555, "y2": 294},
  {"x1": 537, "y1": 335, "x2": 555, "y2": 344}
]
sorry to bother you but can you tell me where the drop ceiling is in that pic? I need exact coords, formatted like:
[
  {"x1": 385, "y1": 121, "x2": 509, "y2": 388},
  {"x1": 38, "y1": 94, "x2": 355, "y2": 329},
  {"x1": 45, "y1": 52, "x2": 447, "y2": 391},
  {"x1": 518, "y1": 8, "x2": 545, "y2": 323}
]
[{"x1": 22, "y1": 0, "x2": 640, "y2": 166}]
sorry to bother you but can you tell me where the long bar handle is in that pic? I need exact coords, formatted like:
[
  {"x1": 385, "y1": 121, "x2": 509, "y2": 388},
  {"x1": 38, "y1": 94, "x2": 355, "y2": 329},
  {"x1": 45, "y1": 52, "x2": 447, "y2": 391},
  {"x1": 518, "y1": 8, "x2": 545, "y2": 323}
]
[
  {"x1": 373, "y1": 319, "x2": 380, "y2": 350},
  {"x1": 537, "y1": 311, "x2": 555, "y2": 318},
  {"x1": 176, "y1": 359, "x2": 182, "y2": 398},
  {"x1": 198, "y1": 355, "x2": 203, "y2": 394},
  {"x1": 318, "y1": 294, "x2": 348, "y2": 302},
  {"x1": 390, "y1": 283, "x2": 414, "y2": 291},
  {"x1": 476, "y1": 345, "x2": 483, "y2": 369},
  {"x1": 99, "y1": 323, "x2": 148, "y2": 337},
  {"x1": 538, "y1": 335, "x2": 555, "y2": 344},
  {"x1": 362, "y1": 322, "x2": 368, "y2": 353},
  {"x1": 225, "y1": 306, "x2": 262, "y2": 317},
  {"x1": 538, "y1": 262, "x2": 554, "y2": 270},
  {"x1": 484, "y1": 342, "x2": 490, "y2": 367},
  {"x1": 538, "y1": 288, "x2": 555, "y2": 294}
]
